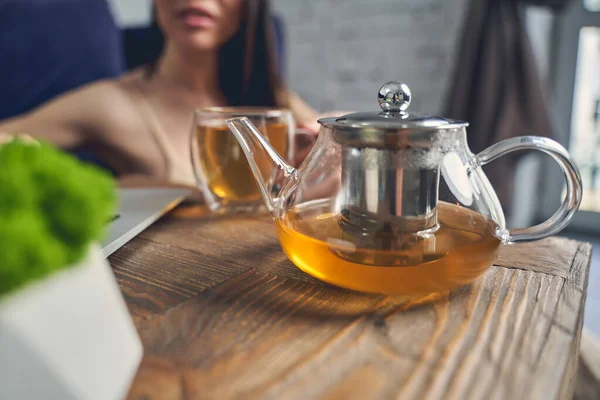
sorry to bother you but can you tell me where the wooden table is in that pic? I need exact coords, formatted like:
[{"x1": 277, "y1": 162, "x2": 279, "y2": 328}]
[{"x1": 109, "y1": 204, "x2": 592, "y2": 400}]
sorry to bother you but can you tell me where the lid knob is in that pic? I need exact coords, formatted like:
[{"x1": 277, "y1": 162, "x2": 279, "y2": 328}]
[{"x1": 378, "y1": 81, "x2": 411, "y2": 113}]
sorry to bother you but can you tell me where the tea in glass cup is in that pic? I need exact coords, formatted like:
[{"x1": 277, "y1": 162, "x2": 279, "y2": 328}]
[{"x1": 190, "y1": 107, "x2": 294, "y2": 212}]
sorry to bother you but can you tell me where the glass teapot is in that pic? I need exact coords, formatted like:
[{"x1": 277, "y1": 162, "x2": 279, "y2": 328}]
[{"x1": 226, "y1": 81, "x2": 582, "y2": 296}]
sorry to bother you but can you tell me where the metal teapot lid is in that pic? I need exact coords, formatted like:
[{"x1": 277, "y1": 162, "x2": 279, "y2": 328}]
[{"x1": 319, "y1": 81, "x2": 467, "y2": 132}]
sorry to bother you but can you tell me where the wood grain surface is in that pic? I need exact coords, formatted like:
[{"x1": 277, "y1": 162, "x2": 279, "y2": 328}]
[
  {"x1": 575, "y1": 329, "x2": 600, "y2": 400},
  {"x1": 107, "y1": 205, "x2": 592, "y2": 400}
]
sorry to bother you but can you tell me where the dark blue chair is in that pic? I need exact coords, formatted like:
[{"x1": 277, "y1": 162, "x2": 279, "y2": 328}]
[
  {"x1": 0, "y1": 0, "x2": 125, "y2": 121},
  {"x1": 0, "y1": 0, "x2": 125, "y2": 174}
]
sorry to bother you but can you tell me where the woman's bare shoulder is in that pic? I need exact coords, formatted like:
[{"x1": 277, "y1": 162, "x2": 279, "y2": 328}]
[
  {"x1": 74, "y1": 72, "x2": 142, "y2": 115},
  {"x1": 68, "y1": 71, "x2": 149, "y2": 137},
  {"x1": 66, "y1": 68, "x2": 149, "y2": 107}
]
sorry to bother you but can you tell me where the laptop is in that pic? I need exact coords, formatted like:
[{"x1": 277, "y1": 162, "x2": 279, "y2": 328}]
[{"x1": 102, "y1": 187, "x2": 190, "y2": 258}]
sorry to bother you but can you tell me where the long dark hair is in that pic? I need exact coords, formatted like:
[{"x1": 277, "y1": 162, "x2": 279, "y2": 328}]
[{"x1": 142, "y1": 0, "x2": 284, "y2": 107}]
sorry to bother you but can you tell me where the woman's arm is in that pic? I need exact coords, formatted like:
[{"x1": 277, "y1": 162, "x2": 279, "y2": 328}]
[{"x1": 0, "y1": 80, "x2": 126, "y2": 149}]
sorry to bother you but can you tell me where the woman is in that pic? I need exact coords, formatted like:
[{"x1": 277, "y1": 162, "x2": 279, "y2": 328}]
[{"x1": 0, "y1": 0, "x2": 321, "y2": 186}]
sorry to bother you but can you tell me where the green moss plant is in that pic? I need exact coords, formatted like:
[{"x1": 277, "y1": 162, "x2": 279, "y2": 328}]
[{"x1": 0, "y1": 139, "x2": 117, "y2": 296}]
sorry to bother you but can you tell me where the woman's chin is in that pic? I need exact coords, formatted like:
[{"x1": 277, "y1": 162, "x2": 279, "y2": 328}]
[{"x1": 176, "y1": 33, "x2": 222, "y2": 54}]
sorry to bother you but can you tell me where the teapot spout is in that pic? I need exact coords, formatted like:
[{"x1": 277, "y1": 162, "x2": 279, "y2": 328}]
[{"x1": 226, "y1": 117, "x2": 297, "y2": 216}]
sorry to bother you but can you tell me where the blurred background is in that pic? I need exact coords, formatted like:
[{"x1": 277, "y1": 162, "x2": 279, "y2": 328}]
[{"x1": 2, "y1": 0, "x2": 599, "y2": 332}]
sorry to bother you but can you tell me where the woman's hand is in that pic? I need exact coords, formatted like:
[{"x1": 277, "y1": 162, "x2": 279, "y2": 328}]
[
  {"x1": 0, "y1": 133, "x2": 37, "y2": 145},
  {"x1": 298, "y1": 110, "x2": 353, "y2": 136},
  {"x1": 293, "y1": 128, "x2": 317, "y2": 168},
  {"x1": 0, "y1": 133, "x2": 11, "y2": 144},
  {"x1": 294, "y1": 111, "x2": 352, "y2": 167},
  {"x1": 287, "y1": 90, "x2": 354, "y2": 166}
]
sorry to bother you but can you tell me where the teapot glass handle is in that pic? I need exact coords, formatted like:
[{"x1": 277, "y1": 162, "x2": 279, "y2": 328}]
[{"x1": 475, "y1": 136, "x2": 583, "y2": 243}]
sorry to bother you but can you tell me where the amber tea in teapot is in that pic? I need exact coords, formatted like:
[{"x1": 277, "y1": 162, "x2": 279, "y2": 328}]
[
  {"x1": 276, "y1": 201, "x2": 501, "y2": 295},
  {"x1": 226, "y1": 81, "x2": 582, "y2": 296}
]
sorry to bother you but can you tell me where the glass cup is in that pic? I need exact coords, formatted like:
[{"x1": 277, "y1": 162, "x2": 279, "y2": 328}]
[{"x1": 190, "y1": 107, "x2": 295, "y2": 213}]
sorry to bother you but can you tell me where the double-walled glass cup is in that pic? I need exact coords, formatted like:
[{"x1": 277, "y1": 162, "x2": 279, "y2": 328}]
[{"x1": 190, "y1": 107, "x2": 295, "y2": 213}]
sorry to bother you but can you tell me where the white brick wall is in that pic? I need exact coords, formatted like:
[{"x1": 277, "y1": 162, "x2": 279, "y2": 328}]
[
  {"x1": 106, "y1": 0, "x2": 152, "y2": 27},
  {"x1": 272, "y1": 0, "x2": 470, "y2": 113}
]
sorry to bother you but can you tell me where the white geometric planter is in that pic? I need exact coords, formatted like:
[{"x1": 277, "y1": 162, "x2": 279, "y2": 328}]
[{"x1": 0, "y1": 245, "x2": 143, "y2": 400}]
